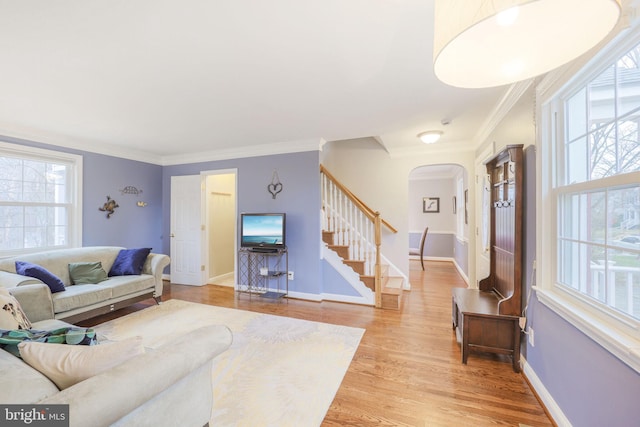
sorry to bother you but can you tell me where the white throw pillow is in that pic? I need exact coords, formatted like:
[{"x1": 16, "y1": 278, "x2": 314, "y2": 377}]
[
  {"x1": 19, "y1": 336, "x2": 145, "y2": 390},
  {"x1": 0, "y1": 287, "x2": 32, "y2": 330}
]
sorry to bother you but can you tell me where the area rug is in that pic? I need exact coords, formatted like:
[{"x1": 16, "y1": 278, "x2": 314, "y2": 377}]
[{"x1": 94, "y1": 299, "x2": 364, "y2": 427}]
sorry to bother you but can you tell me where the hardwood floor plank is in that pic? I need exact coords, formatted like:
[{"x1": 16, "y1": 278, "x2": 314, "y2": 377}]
[{"x1": 80, "y1": 260, "x2": 553, "y2": 426}]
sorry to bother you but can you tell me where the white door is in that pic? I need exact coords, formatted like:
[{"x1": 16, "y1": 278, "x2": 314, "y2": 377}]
[{"x1": 170, "y1": 175, "x2": 205, "y2": 286}]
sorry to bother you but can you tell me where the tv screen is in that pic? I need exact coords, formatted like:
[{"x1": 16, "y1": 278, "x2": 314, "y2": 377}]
[{"x1": 240, "y1": 213, "x2": 286, "y2": 250}]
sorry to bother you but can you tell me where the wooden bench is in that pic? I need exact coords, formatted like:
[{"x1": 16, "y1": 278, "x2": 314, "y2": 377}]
[
  {"x1": 452, "y1": 144, "x2": 523, "y2": 373},
  {"x1": 452, "y1": 288, "x2": 521, "y2": 372}
]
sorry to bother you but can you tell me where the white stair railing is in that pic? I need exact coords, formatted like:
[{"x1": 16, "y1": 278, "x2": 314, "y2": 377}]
[{"x1": 321, "y1": 165, "x2": 397, "y2": 307}]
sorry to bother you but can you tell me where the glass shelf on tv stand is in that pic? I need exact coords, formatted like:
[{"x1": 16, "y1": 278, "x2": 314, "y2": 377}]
[{"x1": 237, "y1": 247, "x2": 288, "y2": 301}]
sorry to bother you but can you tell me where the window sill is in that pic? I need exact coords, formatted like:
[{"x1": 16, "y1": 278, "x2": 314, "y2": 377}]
[{"x1": 534, "y1": 287, "x2": 640, "y2": 374}]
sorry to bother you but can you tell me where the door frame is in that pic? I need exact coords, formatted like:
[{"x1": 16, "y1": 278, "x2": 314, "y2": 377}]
[
  {"x1": 202, "y1": 168, "x2": 238, "y2": 287},
  {"x1": 170, "y1": 174, "x2": 207, "y2": 286}
]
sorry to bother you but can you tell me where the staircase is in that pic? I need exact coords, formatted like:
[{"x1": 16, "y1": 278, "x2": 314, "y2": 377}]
[{"x1": 321, "y1": 166, "x2": 406, "y2": 310}]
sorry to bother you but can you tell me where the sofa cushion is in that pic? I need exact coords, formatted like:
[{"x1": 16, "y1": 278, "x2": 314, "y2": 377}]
[
  {"x1": 109, "y1": 248, "x2": 151, "y2": 277},
  {"x1": 0, "y1": 347, "x2": 59, "y2": 403},
  {"x1": 52, "y1": 285, "x2": 112, "y2": 314},
  {"x1": 19, "y1": 336, "x2": 145, "y2": 389},
  {"x1": 99, "y1": 275, "x2": 155, "y2": 298},
  {"x1": 0, "y1": 287, "x2": 32, "y2": 330},
  {"x1": 15, "y1": 261, "x2": 66, "y2": 293},
  {"x1": 0, "y1": 327, "x2": 97, "y2": 357},
  {"x1": 69, "y1": 261, "x2": 108, "y2": 284}
]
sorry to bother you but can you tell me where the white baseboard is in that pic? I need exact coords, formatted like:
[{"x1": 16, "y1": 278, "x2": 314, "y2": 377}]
[
  {"x1": 208, "y1": 272, "x2": 234, "y2": 287},
  {"x1": 410, "y1": 256, "x2": 470, "y2": 286},
  {"x1": 286, "y1": 290, "x2": 374, "y2": 306},
  {"x1": 521, "y1": 356, "x2": 571, "y2": 427}
]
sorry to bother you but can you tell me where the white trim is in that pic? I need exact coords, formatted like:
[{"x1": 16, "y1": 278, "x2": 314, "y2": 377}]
[
  {"x1": 161, "y1": 138, "x2": 324, "y2": 166},
  {"x1": 473, "y1": 80, "x2": 534, "y2": 148},
  {"x1": 0, "y1": 140, "x2": 83, "y2": 252},
  {"x1": 286, "y1": 290, "x2": 374, "y2": 306},
  {"x1": 409, "y1": 229, "x2": 456, "y2": 235},
  {"x1": 537, "y1": 22, "x2": 640, "y2": 375},
  {"x1": 410, "y1": 256, "x2": 470, "y2": 286},
  {"x1": 521, "y1": 356, "x2": 572, "y2": 427},
  {"x1": 322, "y1": 245, "x2": 375, "y2": 305},
  {"x1": 535, "y1": 288, "x2": 640, "y2": 373},
  {"x1": 0, "y1": 130, "x2": 325, "y2": 166}
]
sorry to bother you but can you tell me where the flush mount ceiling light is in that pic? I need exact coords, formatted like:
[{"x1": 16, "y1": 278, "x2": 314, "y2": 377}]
[
  {"x1": 433, "y1": 0, "x2": 621, "y2": 88},
  {"x1": 418, "y1": 130, "x2": 443, "y2": 144}
]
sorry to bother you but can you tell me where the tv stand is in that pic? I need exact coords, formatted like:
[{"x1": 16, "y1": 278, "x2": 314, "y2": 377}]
[
  {"x1": 237, "y1": 247, "x2": 288, "y2": 300},
  {"x1": 249, "y1": 247, "x2": 278, "y2": 253}
]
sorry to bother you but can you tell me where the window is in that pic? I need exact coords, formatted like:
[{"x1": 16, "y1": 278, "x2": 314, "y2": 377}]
[
  {"x1": 0, "y1": 142, "x2": 82, "y2": 254},
  {"x1": 539, "y1": 33, "x2": 640, "y2": 372}
]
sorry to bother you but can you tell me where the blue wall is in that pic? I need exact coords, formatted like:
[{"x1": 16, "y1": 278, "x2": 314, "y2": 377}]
[
  {"x1": 0, "y1": 135, "x2": 164, "y2": 252},
  {"x1": 2, "y1": 136, "x2": 347, "y2": 298},
  {"x1": 82, "y1": 152, "x2": 163, "y2": 251},
  {"x1": 162, "y1": 151, "x2": 322, "y2": 296},
  {"x1": 523, "y1": 145, "x2": 640, "y2": 425}
]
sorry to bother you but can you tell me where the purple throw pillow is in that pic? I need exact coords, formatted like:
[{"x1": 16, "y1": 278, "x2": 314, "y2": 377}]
[
  {"x1": 108, "y1": 248, "x2": 151, "y2": 276},
  {"x1": 15, "y1": 261, "x2": 65, "y2": 293}
]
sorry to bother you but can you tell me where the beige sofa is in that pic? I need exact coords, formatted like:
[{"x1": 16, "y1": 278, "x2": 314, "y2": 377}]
[
  {"x1": 0, "y1": 284, "x2": 233, "y2": 427},
  {"x1": 0, "y1": 247, "x2": 170, "y2": 323}
]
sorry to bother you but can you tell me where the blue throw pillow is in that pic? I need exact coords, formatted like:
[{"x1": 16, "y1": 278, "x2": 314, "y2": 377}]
[
  {"x1": 15, "y1": 261, "x2": 65, "y2": 293},
  {"x1": 108, "y1": 248, "x2": 151, "y2": 276}
]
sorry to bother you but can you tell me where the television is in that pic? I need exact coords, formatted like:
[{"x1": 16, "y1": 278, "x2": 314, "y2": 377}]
[{"x1": 240, "y1": 213, "x2": 286, "y2": 251}]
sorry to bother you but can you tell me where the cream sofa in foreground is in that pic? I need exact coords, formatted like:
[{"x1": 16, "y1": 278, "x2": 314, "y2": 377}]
[
  {"x1": 0, "y1": 246, "x2": 170, "y2": 323},
  {"x1": 0, "y1": 284, "x2": 233, "y2": 427}
]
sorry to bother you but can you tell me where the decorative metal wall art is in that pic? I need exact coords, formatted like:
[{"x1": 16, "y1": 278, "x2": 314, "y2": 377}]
[
  {"x1": 99, "y1": 196, "x2": 119, "y2": 218},
  {"x1": 120, "y1": 185, "x2": 147, "y2": 207},
  {"x1": 120, "y1": 186, "x2": 143, "y2": 196},
  {"x1": 268, "y1": 170, "x2": 283, "y2": 199}
]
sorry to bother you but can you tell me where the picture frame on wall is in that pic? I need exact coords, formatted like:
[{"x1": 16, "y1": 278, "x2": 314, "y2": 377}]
[
  {"x1": 452, "y1": 196, "x2": 457, "y2": 214},
  {"x1": 423, "y1": 197, "x2": 440, "y2": 213},
  {"x1": 464, "y1": 189, "x2": 469, "y2": 224}
]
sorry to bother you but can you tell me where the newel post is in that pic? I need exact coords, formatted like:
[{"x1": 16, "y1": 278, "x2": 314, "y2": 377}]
[{"x1": 374, "y1": 212, "x2": 382, "y2": 308}]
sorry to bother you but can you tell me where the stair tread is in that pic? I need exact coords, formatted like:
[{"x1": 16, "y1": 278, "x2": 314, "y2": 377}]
[
  {"x1": 382, "y1": 286, "x2": 402, "y2": 295},
  {"x1": 385, "y1": 276, "x2": 404, "y2": 289}
]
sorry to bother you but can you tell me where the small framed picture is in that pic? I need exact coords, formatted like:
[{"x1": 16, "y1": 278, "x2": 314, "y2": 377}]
[
  {"x1": 452, "y1": 196, "x2": 457, "y2": 214},
  {"x1": 464, "y1": 190, "x2": 469, "y2": 224},
  {"x1": 423, "y1": 197, "x2": 440, "y2": 213}
]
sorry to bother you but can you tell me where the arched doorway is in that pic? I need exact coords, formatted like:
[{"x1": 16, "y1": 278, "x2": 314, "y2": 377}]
[{"x1": 408, "y1": 164, "x2": 470, "y2": 284}]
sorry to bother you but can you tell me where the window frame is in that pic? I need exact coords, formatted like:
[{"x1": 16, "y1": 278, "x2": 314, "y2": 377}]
[
  {"x1": 0, "y1": 141, "x2": 83, "y2": 255},
  {"x1": 537, "y1": 27, "x2": 640, "y2": 373}
]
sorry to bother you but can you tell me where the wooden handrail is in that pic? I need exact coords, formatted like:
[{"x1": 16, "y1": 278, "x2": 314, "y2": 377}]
[{"x1": 320, "y1": 165, "x2": 397, "y2": 233}]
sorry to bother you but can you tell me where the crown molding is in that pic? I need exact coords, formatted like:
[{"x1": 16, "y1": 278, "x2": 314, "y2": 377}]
[
  {"x1": 160, "y1": 138, "x2": 325, "y2": 166},
  {"x1": 0, "y1": 124, "x2": 163, "y2": 165},
  {"x1": 472, "y1": 79, "x2": 534, "y2": 150},
  {"x1": 0, "y1": 121, "x2": 324, "y2": 166}
]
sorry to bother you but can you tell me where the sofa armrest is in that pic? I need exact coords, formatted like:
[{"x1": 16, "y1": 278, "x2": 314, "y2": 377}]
[
  {"x1": 142, "y1": 253, "x2": 170, "y2": 298},
  {"x1": 8, "y1": 284, "x2": 55, "y2": 323},
  {"x1": 0, "y1": 270, "x2": 43, "y2": 288},
  {"x1": 39, "y1": 324, "x2": 232, "y2": 427}
]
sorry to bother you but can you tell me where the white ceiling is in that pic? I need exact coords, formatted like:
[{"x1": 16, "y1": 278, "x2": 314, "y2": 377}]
[{"x1": 0, "y1": 0, "x2": 511, "y2": 165}]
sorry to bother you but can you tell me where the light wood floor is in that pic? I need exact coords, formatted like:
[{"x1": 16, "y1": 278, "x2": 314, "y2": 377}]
[{"x1": 81, "y1": 260, "x2": 554, "y2": 426}]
